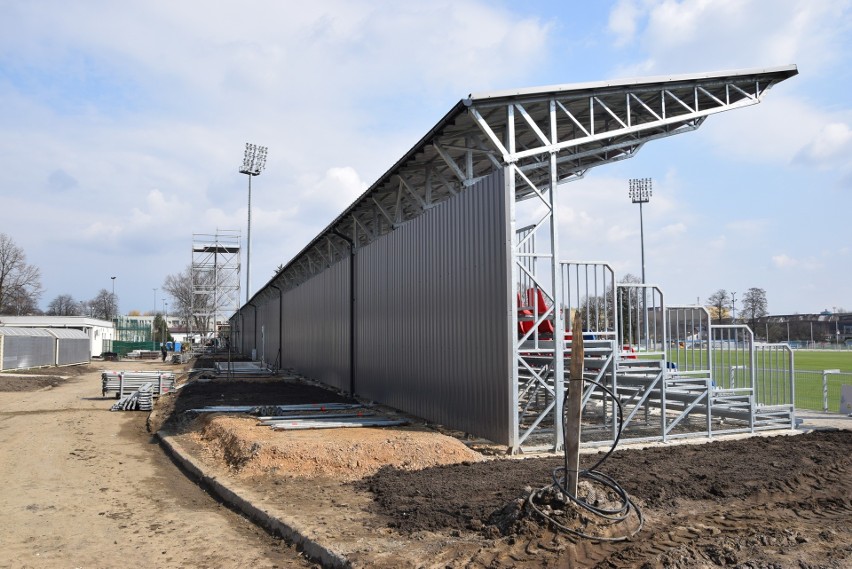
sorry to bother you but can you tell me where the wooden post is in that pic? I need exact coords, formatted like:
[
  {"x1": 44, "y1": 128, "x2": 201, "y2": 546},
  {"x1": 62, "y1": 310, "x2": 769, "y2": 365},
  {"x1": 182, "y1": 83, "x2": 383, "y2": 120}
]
[{"x1": 566, "y1": 311, "x2": 584, "y2": 496}]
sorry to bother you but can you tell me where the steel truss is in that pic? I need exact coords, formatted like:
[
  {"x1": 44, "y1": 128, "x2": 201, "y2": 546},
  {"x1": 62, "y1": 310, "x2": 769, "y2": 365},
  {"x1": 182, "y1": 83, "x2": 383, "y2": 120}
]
[
  {"x1": 192, "y1": 230, "x2": 241, "y2": 339},
  {"x1": 467, "y1": 69, "x2": 796, "y2": 452},
  {"x1": 251, "y1": 66, "x2": 796, "y2": 450},
  {"x1": 272, "y1": 67, "x2": 797, "y2": 295}
]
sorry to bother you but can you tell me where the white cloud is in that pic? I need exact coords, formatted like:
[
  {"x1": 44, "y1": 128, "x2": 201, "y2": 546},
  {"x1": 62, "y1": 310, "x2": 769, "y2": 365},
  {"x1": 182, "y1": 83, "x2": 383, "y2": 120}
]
[
  {"x1": 613, "y1": 0, "x2": 852, "y2": 75},
  {"x1": 772, "y1": 253, "x2": 796, "y2": 268},
  {"x1": 608, "y1": 0, "x2": 644, "y2": 46},
  {"x1": 658, "y1": 222, "x2": 686, "y2": 237},
  {"x1": 771, "y1": 253, "x2": 823, "y2": 270},
  {"x1": 794, "y1": 122, "x2": 852, "y2": 168}
]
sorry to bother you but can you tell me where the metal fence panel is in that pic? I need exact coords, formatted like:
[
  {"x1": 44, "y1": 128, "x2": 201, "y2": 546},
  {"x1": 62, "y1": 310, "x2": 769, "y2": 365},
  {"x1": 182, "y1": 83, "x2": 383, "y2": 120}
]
[
  {"x1": 753, "y1": 344, "x2": 794, "y2": 406},
  {"x1": 355, "y1": 171, "x2": 510, "y2": 444},
  {"x1": 794, "y1": 370, "x2": 852, "y2": 412}
]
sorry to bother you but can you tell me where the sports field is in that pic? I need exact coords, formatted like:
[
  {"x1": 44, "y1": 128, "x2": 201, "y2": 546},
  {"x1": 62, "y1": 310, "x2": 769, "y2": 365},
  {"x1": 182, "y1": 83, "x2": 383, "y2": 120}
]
[
  {"x1": 790, "y1": 350, "x2": 852, "y2": 412},
  {"x1": 790, "y1": 349, "x2": 852, "y2": 372},
  {"x1": 666, "y1": 347, "x2": 852, "y2": 412}
]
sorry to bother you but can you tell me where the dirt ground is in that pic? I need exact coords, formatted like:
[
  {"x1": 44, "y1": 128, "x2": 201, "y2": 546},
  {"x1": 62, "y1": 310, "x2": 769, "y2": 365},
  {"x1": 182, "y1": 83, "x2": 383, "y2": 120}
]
[
  {"x1": 0, "y1": 361, "x2": 319, "y2": 568},
  {"x1": 3, "y1": 358, "x2": 851, "y2": 568},
  {"x1": 152, "y1": 357, "x2": 852, "y2": 568}
]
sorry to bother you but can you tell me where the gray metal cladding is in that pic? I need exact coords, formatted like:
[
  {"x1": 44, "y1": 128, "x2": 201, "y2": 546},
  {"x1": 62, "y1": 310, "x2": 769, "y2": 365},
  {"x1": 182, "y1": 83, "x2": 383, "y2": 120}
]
[
  {"x1": 240, "y1": 307, "x2": 258, "y2": 355},
  {"x1": 56, "y1": 339, "x2": 90, "y2": 365},
  {"x1": 1, "y1": 335, "x2": 54, "y2": 370},
  {"x1": 354, "y1": 170, "x2": 510, "y2": 444},
  {"x1": 47, "y1": 329, "x2": 90, "y2": 366},
  {"x1": 279, "y1": 258, "x2": 350, "y2": 391},
  {"x1": 259, "y1": 296, "x2": 281, "y2": 367},
  {"x1": 238, "y1": 170, "x2": 510, "y2": 444}
]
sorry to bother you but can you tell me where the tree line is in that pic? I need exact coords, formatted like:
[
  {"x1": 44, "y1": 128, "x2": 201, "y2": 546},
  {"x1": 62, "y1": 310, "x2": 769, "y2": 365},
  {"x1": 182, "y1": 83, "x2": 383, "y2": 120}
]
[
  {"x1": 0, "y1": 233, "x2": 120, "y2": 319},
  {"x1": 0, "y1": 232, "x2": 222, "y2": 336}
]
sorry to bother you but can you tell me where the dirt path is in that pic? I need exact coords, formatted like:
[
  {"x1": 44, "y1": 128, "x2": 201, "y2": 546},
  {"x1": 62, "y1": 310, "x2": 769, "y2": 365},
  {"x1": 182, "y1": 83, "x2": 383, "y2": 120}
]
[
  {"x1": 0, "y1": 365, "x2": 318, "y2": 569},
  {"x1": 4, "y1": 362, "x2": 850, "y2": 568}
]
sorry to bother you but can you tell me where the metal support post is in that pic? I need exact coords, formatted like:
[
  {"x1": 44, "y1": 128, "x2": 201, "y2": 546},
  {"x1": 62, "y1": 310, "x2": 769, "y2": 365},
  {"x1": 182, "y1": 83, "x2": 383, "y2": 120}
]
[{"x1": 549, "y1": 101, "x2": 566, "y2": 452}]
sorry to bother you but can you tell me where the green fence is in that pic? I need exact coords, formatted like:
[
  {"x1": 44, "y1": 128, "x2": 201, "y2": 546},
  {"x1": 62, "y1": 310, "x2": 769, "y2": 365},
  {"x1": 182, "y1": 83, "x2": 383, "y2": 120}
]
[{"x1": 103, "y1": 340, "x2": 159, "y2": 357}]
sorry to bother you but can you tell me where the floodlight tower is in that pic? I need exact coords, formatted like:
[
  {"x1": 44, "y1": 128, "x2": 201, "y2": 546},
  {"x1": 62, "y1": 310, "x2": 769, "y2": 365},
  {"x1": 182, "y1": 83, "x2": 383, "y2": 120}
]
[
  {"x1": 629, "y1": 178, "x2": 652, "y2": 348},
  {"x1": 239, "y1": 143, "x2": 268, "y2": 304},
  {"x1": 628, "y1": 178, "x2": 652, "y2": 284}
]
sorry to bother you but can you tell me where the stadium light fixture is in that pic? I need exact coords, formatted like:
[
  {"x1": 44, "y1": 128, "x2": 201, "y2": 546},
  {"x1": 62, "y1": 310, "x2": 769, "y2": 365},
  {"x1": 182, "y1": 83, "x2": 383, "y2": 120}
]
[
  {"x1": 239, "y1": 143, "x2": 268, "y2": 304},
  {"x1": 628, "y1": 178, "x2": 652, "y2": 284}
]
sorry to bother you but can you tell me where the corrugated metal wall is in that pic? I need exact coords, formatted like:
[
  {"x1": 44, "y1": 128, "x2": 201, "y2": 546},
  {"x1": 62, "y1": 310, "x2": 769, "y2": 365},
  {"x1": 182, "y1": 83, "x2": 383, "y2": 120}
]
[
  {"x1": 239, "y1": 306, "x2": 258, "y2": 357},
  {"x1": 259, "y1": 295, "x2": 281, "y2": 368},
  {"x1": 233, "y1": 170, "x2": 511, "y2": 443},
  {"x1": 280, "y1": 259, "x2": 351, "y2": 391},
  {"x1": 354, "y1": 171, "x2": 509, "y2": 443},
  {"x1": 56, "y1": 339, "x2": 90, "y2": 365},
  {"x1": 1, "y1": 335, "x2": 54, "y2": 370}
]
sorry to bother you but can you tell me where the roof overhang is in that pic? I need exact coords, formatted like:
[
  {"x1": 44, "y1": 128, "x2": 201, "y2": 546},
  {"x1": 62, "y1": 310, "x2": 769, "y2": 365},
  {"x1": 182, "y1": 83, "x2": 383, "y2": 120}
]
[{"x1": 253, "y1": 65, "x2": 797, "y2": 300}]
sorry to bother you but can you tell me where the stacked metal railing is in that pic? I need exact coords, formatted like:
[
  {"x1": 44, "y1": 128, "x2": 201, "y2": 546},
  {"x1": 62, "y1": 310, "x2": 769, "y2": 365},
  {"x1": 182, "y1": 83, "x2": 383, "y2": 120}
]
[
  {"x1": 110, "y1": 382, "x2": 154, "y2": 411},
  {"x1": 516, "y1": 261, "x2": 797, "y2": 451},
  {"x1": 102, "y1": 371, "x2": 176, "y2": 398}
]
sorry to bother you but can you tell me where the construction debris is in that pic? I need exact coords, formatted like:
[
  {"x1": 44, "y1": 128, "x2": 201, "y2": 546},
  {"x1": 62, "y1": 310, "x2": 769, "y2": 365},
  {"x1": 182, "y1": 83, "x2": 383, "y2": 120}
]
[
  {"x1": 110, "y1": 382, "x2": 154, "y2": 411},
  {"x1": 266, "y1": 417, "x2": 409, "y2": 430},
  {"x1": 188, "y1": 402, "x2": 364, "y2": 415},
  {"x1": 102, "y1": 370, "x2": 176, "y2": 398},
  {"x1": 213, "y1": 361, "x2": 273, "y2": 377},
  {"x1": 186, "y1": 402, "x2": 408, "y2": 430}
]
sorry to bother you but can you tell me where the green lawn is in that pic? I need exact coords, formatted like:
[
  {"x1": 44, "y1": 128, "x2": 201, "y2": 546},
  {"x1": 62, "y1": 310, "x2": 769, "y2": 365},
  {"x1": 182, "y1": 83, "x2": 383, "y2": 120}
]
[
  {"x1": 790, "y1": 350, "x2": 852, "y2": 372},
  {"x1": 789, "y1": 351, "x2": 852, "y2": 411},
  {"x1": 665, "y1": 348, "x2": 852, "y2": 411},
  {"x1": 666, "y1": 348, "x2": 852, "y2": 372}
]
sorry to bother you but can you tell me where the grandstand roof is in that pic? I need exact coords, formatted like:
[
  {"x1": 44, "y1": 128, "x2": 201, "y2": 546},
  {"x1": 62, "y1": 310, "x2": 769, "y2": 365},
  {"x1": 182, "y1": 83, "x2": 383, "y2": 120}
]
[{"x1": 256, "y1": 65, "x2": 798, "y2": 298}]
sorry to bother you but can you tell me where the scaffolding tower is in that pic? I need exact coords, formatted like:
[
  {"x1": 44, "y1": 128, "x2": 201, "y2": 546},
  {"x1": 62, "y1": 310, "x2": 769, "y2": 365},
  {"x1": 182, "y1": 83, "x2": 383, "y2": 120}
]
[{"x1": 191, "y1": 230, "x2": 241, "y2": 340}]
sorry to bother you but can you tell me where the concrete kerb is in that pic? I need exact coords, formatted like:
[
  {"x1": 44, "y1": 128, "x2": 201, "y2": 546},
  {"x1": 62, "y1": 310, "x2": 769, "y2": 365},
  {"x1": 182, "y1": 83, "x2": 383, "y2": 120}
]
[{"x1": 156, "y1": 432, "x2": 350, "y2": 569}]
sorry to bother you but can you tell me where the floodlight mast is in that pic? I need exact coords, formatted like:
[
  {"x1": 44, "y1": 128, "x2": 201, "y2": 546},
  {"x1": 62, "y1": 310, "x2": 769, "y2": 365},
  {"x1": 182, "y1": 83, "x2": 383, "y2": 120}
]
[
  {"x1": 628, "y1": 178, "x2": 652, "y2": 284},
  {"x1": 239, "y1": 143, "x2": 268, "y2": 304},
  {"x1": 629, "y1": 178, "x2": 652, "y2": 348}
]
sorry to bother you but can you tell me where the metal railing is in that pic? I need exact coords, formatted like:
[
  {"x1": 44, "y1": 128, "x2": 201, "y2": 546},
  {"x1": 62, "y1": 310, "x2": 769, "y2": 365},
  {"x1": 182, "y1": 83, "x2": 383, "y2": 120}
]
[
  {"x1": 793, "y1": 369, "x2": 852, "y2": 412},
  {"x1": 616, "y1": 283, "x2": 665, "y2": 357}
]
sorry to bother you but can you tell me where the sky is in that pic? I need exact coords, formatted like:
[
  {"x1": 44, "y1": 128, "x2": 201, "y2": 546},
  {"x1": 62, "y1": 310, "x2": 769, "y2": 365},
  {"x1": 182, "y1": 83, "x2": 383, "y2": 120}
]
[{"x1": 0, "y1": 0, "x2": 850, "y2": 317}]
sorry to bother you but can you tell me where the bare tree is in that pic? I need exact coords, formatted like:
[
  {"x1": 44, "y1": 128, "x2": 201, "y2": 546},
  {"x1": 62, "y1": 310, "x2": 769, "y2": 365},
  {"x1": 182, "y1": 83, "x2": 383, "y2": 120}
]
[
  {"x1": 78, "y1": 300, "x2": 93, "y2": 317},
  {"x1": 162, "y1": 265, "x2": 213, "y2": 333},
  {"x1": 741, "y1": 287, "x2": 768, "y2": 332},
  {"x1": 706, "y1": 289, "x2": 731, "y2": 324},
  {"x1": 47, "y1": 294, "x2": 80, "y2": 316},
  {"x1": 0, "y1": 233, "x2": 43, "y2": 315},
  {"x1": 89, "y1": 289, "x2": 117, "y2": 320}
]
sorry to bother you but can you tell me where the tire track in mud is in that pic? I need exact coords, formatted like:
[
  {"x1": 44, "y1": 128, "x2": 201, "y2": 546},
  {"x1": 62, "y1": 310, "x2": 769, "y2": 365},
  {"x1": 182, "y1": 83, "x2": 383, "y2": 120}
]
[
  {"x1": 422, "y1": 432, "x2": 852, "y2": 568},
  {"x1": 589, "y1": 461, "x2": 852, "y2": 568}
]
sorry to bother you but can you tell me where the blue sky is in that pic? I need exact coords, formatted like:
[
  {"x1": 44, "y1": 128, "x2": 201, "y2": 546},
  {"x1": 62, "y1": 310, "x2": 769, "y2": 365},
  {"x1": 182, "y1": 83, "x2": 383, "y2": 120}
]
[{"x1": 0, "y1": 0, "x2": 850, "y2": 316}]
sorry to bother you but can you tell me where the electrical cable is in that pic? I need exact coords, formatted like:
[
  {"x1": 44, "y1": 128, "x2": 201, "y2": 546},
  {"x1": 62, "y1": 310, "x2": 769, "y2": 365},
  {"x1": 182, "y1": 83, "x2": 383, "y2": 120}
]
[{"x1": 527, "y1": 375, "x2": 644, "y2": 541}]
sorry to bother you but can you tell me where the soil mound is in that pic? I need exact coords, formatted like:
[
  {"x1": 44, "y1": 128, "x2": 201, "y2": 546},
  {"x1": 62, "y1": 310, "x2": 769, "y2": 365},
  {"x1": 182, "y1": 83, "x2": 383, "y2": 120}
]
[{"x1": 188, "y1": 414, "x2": 484, "y2": 481}]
